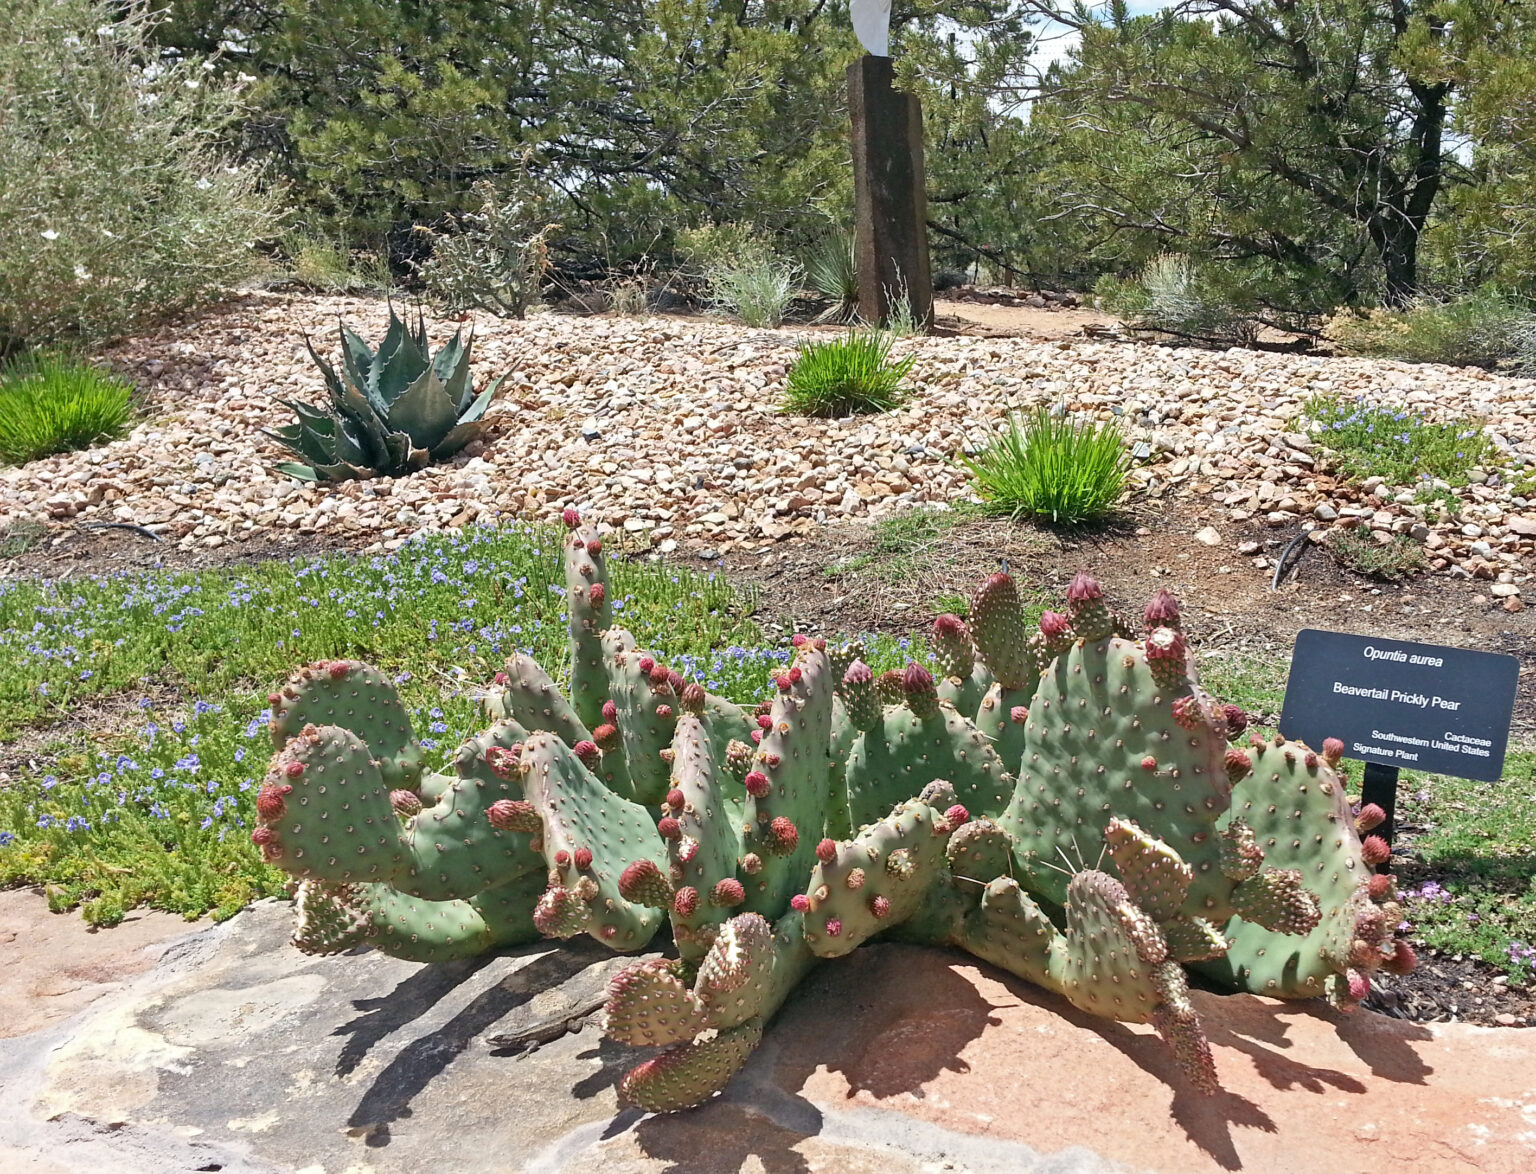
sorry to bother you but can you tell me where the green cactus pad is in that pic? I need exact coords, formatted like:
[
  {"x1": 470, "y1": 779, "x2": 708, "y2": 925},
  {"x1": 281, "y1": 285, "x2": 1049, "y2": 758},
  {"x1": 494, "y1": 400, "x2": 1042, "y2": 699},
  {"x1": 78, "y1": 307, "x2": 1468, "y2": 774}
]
[
  {"x1": 740, "y1": 642, "x2": 835, "y2": 918},
  {"x1": 604, "y1": 958, "x2": 708, "y2": 1047},
  {"x1": 969, "y1": 573, "x2": 1041, "y2": 691},
  {"x1": 996, "y1": 633, "x2": 1234, "y2": 918},
  {"x1": 1203, "y1": 738, "x2": 1394, "y2": 1003},
  {"x1": 618, "y1": 1021, "x2": 764, "y2": 1113},
  {"x1": 290, "y1": 880, "x2": 372, "y2": 955},
  {"x1": 601, "y1": 629, "x2": 679, "y2": 805},
  {"x1": 268, "y1": 660, "x2": 423, "y2": 791},
  {"x1": 802, "y1": 791, "x2": 954, "y2": 956},
  {"x1": 844, "y1": 700, "x2": 1012, "y2": 829},
  {"x1": 945, "y1": 816, "x2": 1015, "y2": 883},
  {"x1": 397, "y1": 719, "x2": 545, "y2": 900},
  {"x1": 258, "y1": 725, "x2": 406, "y2": 884},
  {"x1": 518, "y1": 730, "x2": 669, "y2": 950},
  {"x1": 664, "y1": 712, "x2": 748, "y2": 962},
  {"x1": 564, "y1": 520, "x2": 614, "y2": 731},
  {"x1": 973, "y1": 680, "x2": 1037, "y2": 774}
]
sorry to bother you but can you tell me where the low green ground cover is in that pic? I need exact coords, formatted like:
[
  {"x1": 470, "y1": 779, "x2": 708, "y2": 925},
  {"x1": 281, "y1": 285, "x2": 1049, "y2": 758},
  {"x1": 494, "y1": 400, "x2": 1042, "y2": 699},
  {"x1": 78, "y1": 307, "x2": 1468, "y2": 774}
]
[{"x1": 1304, "y1": 394, "x2": 1493, "y2": 488}]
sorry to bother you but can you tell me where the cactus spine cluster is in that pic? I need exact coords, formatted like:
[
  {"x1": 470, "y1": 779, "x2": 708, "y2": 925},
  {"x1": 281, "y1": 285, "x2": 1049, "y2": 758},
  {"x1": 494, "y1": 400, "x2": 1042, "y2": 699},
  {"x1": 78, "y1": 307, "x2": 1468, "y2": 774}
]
[{"x1": 255, "y1": 507, "x2": 1414, "y2": 1112}]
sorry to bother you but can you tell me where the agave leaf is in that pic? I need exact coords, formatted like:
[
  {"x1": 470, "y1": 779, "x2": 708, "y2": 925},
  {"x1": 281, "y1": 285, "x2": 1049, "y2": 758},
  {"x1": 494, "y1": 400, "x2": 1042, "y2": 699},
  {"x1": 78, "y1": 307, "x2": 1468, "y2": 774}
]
[
  {"x1": 303, "y1": 334, "x2": 349, "y2": 404},
  {"x1": 457, "y1": 370, "x2": 508, "y2": 427},
  {"x1": 265, "y1": 422, "x2": 336, "y2": 467},
  {"x1": 381, "y1": 430, "x2": 414, "y2": 474},
  {"x1": 377, "y1": 326, "x2": 431, "y2": 408},
  {"x1": 336, "y1": 379, "x2": 390, "y2": 450},
  {"x1": 275, "y1": 461, "x2": 321, "y2": 482},
  {"x1": 333, "y1": 414, "x2": 373, "y2": 467},
  {"x1": 409, "y1": 305, "x2": 430, "y2": 353},
  {"x1": 367, "y1": 307, "x2": 413, "y2": 404},
  {"x1": 433, "y1": 420, "x2": 483, "y2": 459},
  {"x1": 432, "y1": 329, "x2": 473, "y2": 410},
  {"x1": 339, "y1": 324, "x2": 378, "y2": 406},
  {"x1": 386, "y1": 368, "x2": 457, "y2": 451}
]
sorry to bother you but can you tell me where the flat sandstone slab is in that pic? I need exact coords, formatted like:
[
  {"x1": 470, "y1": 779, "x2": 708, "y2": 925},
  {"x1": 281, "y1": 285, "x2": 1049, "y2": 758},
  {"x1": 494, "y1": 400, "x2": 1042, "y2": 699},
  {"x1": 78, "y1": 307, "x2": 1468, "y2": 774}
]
[{"x1": 0, "y1": 898, "x2": 1531, "y2": 1173}]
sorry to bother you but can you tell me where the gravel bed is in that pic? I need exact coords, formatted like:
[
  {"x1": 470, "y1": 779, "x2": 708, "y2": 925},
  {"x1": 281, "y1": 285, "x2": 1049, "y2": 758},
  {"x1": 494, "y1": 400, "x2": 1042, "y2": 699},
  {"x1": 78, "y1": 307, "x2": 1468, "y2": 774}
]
[{"x1": 4, "y1": 292, "x2": 1536, "y2": 597}]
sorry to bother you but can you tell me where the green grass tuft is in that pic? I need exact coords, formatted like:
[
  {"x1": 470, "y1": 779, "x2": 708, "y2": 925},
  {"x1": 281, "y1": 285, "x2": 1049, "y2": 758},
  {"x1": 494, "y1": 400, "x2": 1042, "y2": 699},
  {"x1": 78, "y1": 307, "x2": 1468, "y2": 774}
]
[
  {"x1": 1329, "y1": 528, "x2": 1427, "y2": 581},
  {"x1": 0, "y1": 352, "x2": 133, "y2": 465},
  {"x1": 964, "y1": 407, "x2": 1131, "y2": 526},
  {"x1": 782, "y1": 331, "x2": 913, "y2": 417}
]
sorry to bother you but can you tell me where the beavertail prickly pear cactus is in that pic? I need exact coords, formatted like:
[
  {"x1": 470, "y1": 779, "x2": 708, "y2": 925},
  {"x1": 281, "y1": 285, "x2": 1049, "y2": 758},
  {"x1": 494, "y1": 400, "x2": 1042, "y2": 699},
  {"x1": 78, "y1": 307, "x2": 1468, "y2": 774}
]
[{"x1": 252, "y1": 512, "x2": 1416, "y2": 1112}]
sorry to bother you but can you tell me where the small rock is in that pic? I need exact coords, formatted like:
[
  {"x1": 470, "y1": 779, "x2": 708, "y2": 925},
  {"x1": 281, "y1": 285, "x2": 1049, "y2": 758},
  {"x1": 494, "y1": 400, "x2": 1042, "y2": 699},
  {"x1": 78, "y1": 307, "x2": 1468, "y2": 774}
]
[
  {"x1": 1194, "y1": 526, "x2": 1222, "y2": 546},
  {"x1": 1236, "y1": 540, "x2": 1262, "y2": 555},
  {"x1": 1490, "y1": 583, "x2": 1520, "y2": 598}
]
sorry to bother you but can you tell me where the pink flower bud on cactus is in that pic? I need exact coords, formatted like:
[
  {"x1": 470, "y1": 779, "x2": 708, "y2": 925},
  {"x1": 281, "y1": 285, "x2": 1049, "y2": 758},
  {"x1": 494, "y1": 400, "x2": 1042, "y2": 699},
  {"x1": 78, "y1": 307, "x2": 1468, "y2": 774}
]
[
  {"x1": 1143, "y1": 588, "x2": 1181, "y2": 628},
  {"x1": 1322, "y1": 737, "x2": 1345, "y2": 765},
  {"x1": 588, "y1": 582, "x2": 605, "y2": 608},
  {"x1": 741, "y1": 853, "x2": 762, "y2": 875},
  {"x1": 572, "y1": 740, "x2": 599, "y2": 767},
  {"x1": 487, "y1": 798, "x2": 539, "y2": 833},
  {"x1": 587, "y1": 537, "x2": 602, "y2": 556},
  {"x1": 1039, "y1": 610, "x2": 1071, "y2": 638},
  {"x1": 673, "y1": 886, "x2": 699, "y2": 917},
  {"x1": 744, "y1": 771, "x2": 771, "y2": 798},
  {"x1": 1010, "y1": 706, "x2": 1029, "y2": 725},
  {"x1": 711, "y1": 878, "x2": 745, "y2": 907},
  {"x1": 775, "y1": 673, "x2": 792, "y2": 692},
  {"x1": 251, "y1": 826, "x2": 277, "y2": 846},
  {"x1": 933, "y1": 613, "x2": 966, "y2": 638},
  {"x1": 816, "y1": 838, "x2": 838, "y2": 863},
  {"x1": 593, "y1": 723, "x2": 619, "y2": 750},
  {"x1": 1222, "y1": 704, "x2": 1248, "y2": 736},
  {"x1": 790, "y1": 893, "x2": 810, "y2": 912},
  {"x1": 494, "y1": 671, "x2": 509, "y2": 686},
  {"x1": 1141, "y1": 755, "x2": 1158, "y2": 771},
  {"x1": 554, "y1": 849, "x2": 571, "y2": 867},
  {"x1": 390, "y1": 789, "x2": 422, "y2": 818},
  {"x1": 944, "y1": 804, "x2": 970, "y2": 829},
  {"x1": 871, "y1": 895, "x2": 891, "y2": 918},
  {"x1": 655, "y1": 704, "x2": 673, "y2": 719},
  {"x1": 602, "y1": 700, "x2": 617, "y2": 722},
  {"x1": 1171, "y1": 694, "x2": 1203, "y2": 730},
  {"x1": 677, "y1": 837, "x2": 699, "y2": 864},
  {"x1": 1067, "y1": 572, "x2": 1102, "y2": 603},
  {"x1": 637, "y1": 656, "x2": 655, "y2": 674},
  {"x1": 284, "y1": 760, "x2": 304, "y2": 779},
  {"x1": 681, "y1": 682, "x2": 705, "y2": 713},
  {"x1": 843, "y1": 660, "x2": 873, "y2": 687},
  {"x1": 666, "y1": 669, "x2": 685, "y2": 694},
  {"x1": 902, "y1": 662, "x2": 934, "y2": 693},
  {"x1": 763, "y1": 752, "x2": 781, "y2": 767},
  {"x1": 328, "y1": 660, "x2": 351, "y2": 680},
  {"x1": 1347, "y1": 969, "x2": 1371, "y2": 1001},
  {"x1": 824, "y1": 918, "x2": 843, "y2": 938},
  {"x1": 1361, "y1": 835, "x2": 1391, "y2": 865},
  {"x1": 657, "y1": 817, "x2": 682, "y2": 840},
  {"x1": 562, "y1": 507, "x2": 581, "y2": 528},
  {"x1": 757, "y1": 714, "x2": 774, "y2": 729},
  {"x1": 1224, "y1": 748, "x2": 1253, "y2": 780},
  {"x1": 665, "y1": 788, "x2": 685, "y2": 810},
  {"x1": 750, "y1": 729, "x2": 763, "y2": 744},
  {"x1": 1383, "y1": 939, "x2": 1417, "y2": 975},
  {"x1": 1356, "y1": 803, "x2": 1387, "y2": 832},
  {"x1": 1367, "y1": 873, "x2": 1395, "y2": 901},
  {"x1": 770, "y1": 816, "x2": 798, "y2": 852},
  {"x1": 1144, "y1": 625, "x2": 1185, "y2": 663},
  {"x1": 573, "y1": 847, "x2": 593, "y2": 870},
  {"x1": 791, "y1": 632, "x2": 807, "y2": 647},
  {"x1": 256, "y1": 783, "x2": 291, "y2": 819}
]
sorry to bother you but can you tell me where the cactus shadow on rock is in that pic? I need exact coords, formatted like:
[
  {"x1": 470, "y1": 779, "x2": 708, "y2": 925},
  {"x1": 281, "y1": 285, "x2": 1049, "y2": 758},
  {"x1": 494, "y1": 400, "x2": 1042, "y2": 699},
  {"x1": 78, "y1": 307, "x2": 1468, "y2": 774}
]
[
  {"x1": 345, "y1": 939, "x2": 613, "y2": 1146},
  {"x1": 332, "y1": 952, "x2": 497, "y2": 1078},
  {"x1": 1267, "y1": 998, "x2": 1435, "y2": 1086}
]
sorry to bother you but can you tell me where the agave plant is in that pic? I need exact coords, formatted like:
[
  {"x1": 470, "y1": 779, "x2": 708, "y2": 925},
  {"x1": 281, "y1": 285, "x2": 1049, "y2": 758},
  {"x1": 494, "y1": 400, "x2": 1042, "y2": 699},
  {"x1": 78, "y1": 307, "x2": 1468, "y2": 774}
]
[{"x1": 267, "y1": 306, "x2": 508, "y2": 481}]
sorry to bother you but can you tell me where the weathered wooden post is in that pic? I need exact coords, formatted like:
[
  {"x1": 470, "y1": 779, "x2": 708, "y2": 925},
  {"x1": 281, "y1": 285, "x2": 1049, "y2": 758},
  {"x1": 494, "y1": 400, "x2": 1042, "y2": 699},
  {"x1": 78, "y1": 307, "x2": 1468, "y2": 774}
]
[{"x1": 847, "y1": 5, "x2": 933, "y2": 331}]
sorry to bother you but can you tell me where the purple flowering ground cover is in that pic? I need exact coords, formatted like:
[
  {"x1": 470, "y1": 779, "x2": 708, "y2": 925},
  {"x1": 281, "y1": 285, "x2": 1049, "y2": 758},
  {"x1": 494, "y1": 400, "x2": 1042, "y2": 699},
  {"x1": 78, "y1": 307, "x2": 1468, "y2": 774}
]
[{"x1": 0, "y1": 523, "x2": 820, "y2": 924}]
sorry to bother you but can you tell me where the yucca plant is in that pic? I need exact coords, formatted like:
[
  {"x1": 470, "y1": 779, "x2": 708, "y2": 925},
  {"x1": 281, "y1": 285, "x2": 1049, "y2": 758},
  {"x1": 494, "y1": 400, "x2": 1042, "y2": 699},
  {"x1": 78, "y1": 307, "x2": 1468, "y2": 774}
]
[
  {"x1": 965, "y1": 406, "x2": 1132, "y2": 525},
  {"x1": 782, "y1": 330, "x2": 913, "y2": 417},
  {"x1": 0, "y1": 351, "x2": 133, "y2": 465},
  {"x1": 806, "y1": 229, "x2": 858, "y2": 323},
  {"x1": 267, "y1": 306, "x2": 508, "y2": 481}
]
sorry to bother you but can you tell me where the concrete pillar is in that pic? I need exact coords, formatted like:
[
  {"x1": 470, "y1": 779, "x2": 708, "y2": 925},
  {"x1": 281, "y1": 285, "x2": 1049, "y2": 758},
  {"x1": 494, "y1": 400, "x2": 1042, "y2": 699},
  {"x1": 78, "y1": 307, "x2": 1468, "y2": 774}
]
[{"x1": 848, "y1": 55, "x2": 933, "y2": 331}]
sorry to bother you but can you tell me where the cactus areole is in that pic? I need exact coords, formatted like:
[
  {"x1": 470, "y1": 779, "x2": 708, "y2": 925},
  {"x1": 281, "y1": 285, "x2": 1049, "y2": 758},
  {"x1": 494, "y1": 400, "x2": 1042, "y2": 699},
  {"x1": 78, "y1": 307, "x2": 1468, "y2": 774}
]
[{"x1": 253, "y1": 509, "x2": 1413, "y2": 1111}]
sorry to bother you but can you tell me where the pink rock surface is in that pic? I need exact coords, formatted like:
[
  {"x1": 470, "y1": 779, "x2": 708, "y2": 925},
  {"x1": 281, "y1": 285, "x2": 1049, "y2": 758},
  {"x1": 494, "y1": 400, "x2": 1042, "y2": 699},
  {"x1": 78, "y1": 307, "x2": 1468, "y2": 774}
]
[{"x1": 770, "y1": 944, "x2": 1536, "y2": 1174}]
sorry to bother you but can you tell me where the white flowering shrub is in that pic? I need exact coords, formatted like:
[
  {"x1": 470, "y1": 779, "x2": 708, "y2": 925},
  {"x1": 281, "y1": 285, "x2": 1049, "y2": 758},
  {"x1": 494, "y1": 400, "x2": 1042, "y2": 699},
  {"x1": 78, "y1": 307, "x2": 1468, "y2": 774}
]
[{"x1": 0, "y1": 1, "x2": 280, "y2": 352}]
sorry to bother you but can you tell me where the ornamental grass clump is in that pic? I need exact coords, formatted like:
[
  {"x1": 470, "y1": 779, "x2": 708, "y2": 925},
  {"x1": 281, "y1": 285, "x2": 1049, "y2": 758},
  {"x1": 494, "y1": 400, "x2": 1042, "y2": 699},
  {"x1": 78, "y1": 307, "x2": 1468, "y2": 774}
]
[
  {"x1": 0, "y1": 351, "x2": 133, "y2": 465},
  {"x1": 965, "y1": 407, "x2": 1131, "y2": 525},
  {"x1": 782, "y1": 331, "x2": 913, "y2": 417}
]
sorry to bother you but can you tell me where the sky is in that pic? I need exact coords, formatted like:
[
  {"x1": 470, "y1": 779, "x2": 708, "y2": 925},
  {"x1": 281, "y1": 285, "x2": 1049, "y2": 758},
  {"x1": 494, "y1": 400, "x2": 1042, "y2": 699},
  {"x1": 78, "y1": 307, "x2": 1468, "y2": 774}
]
[{"x1": 1030, "y1": 1, "x2": 1173, "y2": 70}]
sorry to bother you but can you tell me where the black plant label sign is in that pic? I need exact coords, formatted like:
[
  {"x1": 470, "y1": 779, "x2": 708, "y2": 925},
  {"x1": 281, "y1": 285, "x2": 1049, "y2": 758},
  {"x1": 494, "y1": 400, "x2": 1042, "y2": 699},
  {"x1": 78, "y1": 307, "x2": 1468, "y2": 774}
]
[{"x1": 1279, "y1": 629, "x2": 1518, "y2": 782}]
